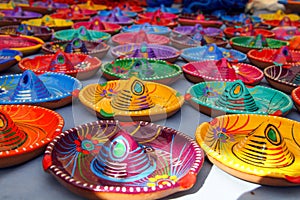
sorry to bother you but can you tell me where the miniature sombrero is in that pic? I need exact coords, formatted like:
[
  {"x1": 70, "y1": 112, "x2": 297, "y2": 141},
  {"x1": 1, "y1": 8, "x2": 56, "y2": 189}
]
[
  {"x1": 0, "y1": 13, "x2": 20, "y2": 27},
  {"x1": 292, "y1": 86, "x2": 300, "y2": 112},
  {"x1": 0, "y1": 35, "x2": 44, "y2": 56},
  {"x1": 111, "y1": 43, "x2": 180, "y2": 62},
  {"x1": 0, "y1": 49, "x2": 22, "y2": 72},
  {"x1": 259, "y1": 10, "x2": 299, "y2": 21},
  {"x1": 42, "y1": 38, "x2": 110, "y2": 59},
  {"x1": 0, "y1": 104, "x2": 64, "y2": 168},
  {"x1": 1, "y1": 6, "x2": 42, "y2": 21},
  {"x1": 50, "y1": 10, "x2": 90, "y2": 22},
  {"x1": 19, "y1": 50, "x2": 102, "y2": 80},
  {"x1": 114, "y1": 2, "x2": 143, "y2": 12},
  {"x1": 181, "y1": 43, "x2": 247, "y2": 62},
  {"x1": 122, "y1": 23, "x2": 171, "y2": 35},
  {"x1": 101, "y1": 57, "x2": 182, "y2": 85},
  {"x1": 170, "y1": 33, "x2": 227, "y2": 49},
  {"x1": 72, "y1": 17, "x2": 122, "y2": 34},
  {"x1": 173, "y1": 24, "x2": 223, "y2": 37},
  {"x1": 43, "y1": 120, "x2": 204, "y2": 199},
  {"x1": 230, "y1": 34, "x2": 288, "y2": 53},
  {"x1": 196, "y1": 114, "x2": 300, "y2": 186},
  {"x1": 22, "y1": 15, "x2": 73, "y2": 31},
  {"x1": 224, "y1": 25, "x2": 275, "y2": 39},
  {"x1": 77, "y1": 0, "x2": 107, "y2": 11},
  {"x1": 134, "y1": 12, "x2": 177, "y2": 28},
  {"x1": 78, "y1": 76, "x2": 184, "y2": 121},
  {"x1": 112, "y1": 30, "x2": 170, "y2": 45},
  {"x1": 98, "y1": 7, "x2": 137, "y2": 18},
  {"x1": 98, "y1": 10, "x2": 134, "y2": 26},
  {"x1": 138, "y1": 10, "x2": 178, "y2": 21},
  {"x1": 146, "y1": 4, "x2": 180, "y2": 14},
  {"x1": 0, "y1": 0, "x2": 17, "y2": 10},
  {"x1": 178, "y1": 14, "x2": 223, "y2": 28},
  {"x1": 55, "y1": 5, "x2": 98, "y2": 17},
  {"x1": 54, "y1": 26, "x2": 111, "y2": 42},
  {"x1": 272, "y1": 26, "x2": 300, "y2": 41},
  {"x1": 221, "y1": 14, "x2": 261, "y2": 27},
  {"x1": 0, "y1": 70, "x2": 82, "y2": 109},
  {"x1": 0, "y1": 24, "x2": 54, "y2": 41},
  {"x1": 263, "y1": 16, "x2": 300, "y2": 28},
  {"x1": 264, "y1": 64, "x2": 300, "y2": 93},
  {"x1": 248, "y1": 46, "x2": 300, "y2": 69},
  {"x1": 182, "y1": 58, "x2": 263, "y2": 85},
  {"x1": 185, "y1": 80, "x2": 293, "y2": 117},
  {"x1": 20, "y1": 0, "x2": 69, "y2": 15}
]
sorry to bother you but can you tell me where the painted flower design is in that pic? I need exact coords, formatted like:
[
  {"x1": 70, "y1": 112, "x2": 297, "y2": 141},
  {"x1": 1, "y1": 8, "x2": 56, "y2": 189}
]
[
  {"x1": 74, "y1": 134, "x2": 100, "y2": 154},
  {"x1": 147, "y1": 174, "x2": 178, "y2": 187},
  {"x1": 202, "y1": 86, "x2": 219, "y2": 98}
]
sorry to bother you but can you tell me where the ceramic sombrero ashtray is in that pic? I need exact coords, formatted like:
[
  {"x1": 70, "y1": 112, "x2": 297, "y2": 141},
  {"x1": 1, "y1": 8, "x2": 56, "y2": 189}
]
[
  {"x1": 262, "y1": 15, "x2": 300, "y2": 28},
  {"x1": 72, "y1": 17, "x2": 122, "y2": 35},
  {"x1": 111, "y1": 42, "x2": 180, "y2": 62},
  {"x1": 0, "y1": 35, "x2": 44, "y2": 56},
  {"x1": 272, "y1": 26, "x2": 300, "y2": 41},
  {"x1": 196, "y1": 114, "x2": 300, "y2": 186},
  {"x1": 19, "y1": 0, "x2": 69, "y2": 15},
  {"x1": 134, "y1": 10, "x2": 177, "y2": 28},
  {"x1": 54, "y1": 26, "x2": 111, "y2": 42},
  {"x1": 138, "y1": 9, "x2": 178, "y2": 21},
  {"x1": 178, "y1": 14, "x2": 223, "y2": 28},
  {"x1": 122, "y1": 23, "x2": 171, "y2": 35},
  {"x1": 112, "y1": 30, "x2": 170, "y2": 45},
  {"x1": 113, "y1": 2, "x2": 143, "y2": 13},
  {"x1": 182, "y1": 58, "x2": 263, "y2": 85},
  {"x1": 0, "y1": 70, "x2": 82, "y2": 109},
  {"x1": 221, "y1": 14, "x2": 261, "y2": 27},
  {"x1": 0, "y1": 49, "x2": 22, "y2": 72},
  {"x1": 223, "y1": 25, "x2": 275, "y2": 39},
  {"x1": 230, "y1": 34, "x2": 289, "y2": 53},
  {"x1": 22, "y1": 15, "x2": 74, "y2": 31},
  {"x1": 0, "y1": 24, "x2": 54, "y2": 41},
  {"x1": 247, "y1": 46, "x2": 300, "y2": 69},
  {"x1": 292, "y1": 86, "x2": 300, "y2": 112},
  {"x1": 181, "y1": 43, "x2": 247, "y2": 62},
  {"x1": 185, "y1": 80, "x2": 293, "y2": 117},
  {"x1": 78, "y1": 76, "x2": 184, "y2": 121},
  {"x1": 1, "y1": 6, "x2": 42, "y2": 21},
  {"x1": 43, "y1": 120, "x2": 204, "y2": 199},
  {"x1": 146, "y1": 4, "x2": 180, "y2": 14},
  {"x1": 259, "y1": 10, "x2": 300, "y2": 21},
  {"x1": 0, "y1": 104, "x2": 64, "y2": 168},
  {"x1": 98, "y1": 6, "x2": 137, "y2": 18},
  {"x1": 170, "y1": 32, "x2": 227, "y2": 49},
  {"x1": 173, "y1": 24, "x2": 223, "y2": 37},
  {"x1": 101, "y1": 57, "x2": 182, "y2": 85},
  {"x1": 42, "y1": 38, "x2": 110, "y2": 59},
  {"x1": 18, "y1": 50, "x2": 102, "y2": 80},
  {"x1": 77, "y1": 0, "x2": 107, "y2": 11},
  {"x1": 98, "y1": 8, "x2": 134, "y2": 26},
  {"x1": 54, "y1": 4, "x2": 97, "y2": 17},
  {"x1": 264, "y1": 64, "x2": 300, "y2": 93}
]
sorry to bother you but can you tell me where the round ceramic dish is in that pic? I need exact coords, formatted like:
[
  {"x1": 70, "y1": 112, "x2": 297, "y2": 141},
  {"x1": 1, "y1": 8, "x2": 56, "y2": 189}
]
[
  {"x1": 54, "y1": 27, "x2": 111, "y2": 42},
  {"x1": 1, "y1": 7, "x2": 42, "y2": 20},
  {"x1": 111, "y1": 43, "x2": 180, "y2": 62},
  {"x1": 19, "y1": 51, "x2": 101, "y2": 80},
  {"x1": 111, "y1": 31, "x2": 170, "y2": 45},
  {"x1": 122, "y1": 23, "x2": 171, "y2": 35},
  {"x1": 42, "y1": 38, "x2": 110, "y2": 59},
  {"x1": 101, "y1": 58, "x2": 182, "y2": 85},
  {"x1": 264, "y1": 65, "x2": 300, "y2": 93},
  {"x1": 272, "y1": 26, "x2": 300, "y2": 41},
  {"x1": 0, "y1": 104, "x2": 64, "y2": 168},
  {"x1": 0, "y1": 49, "x2": 22, "y2": 72},
  {"x1": 181, "y1": 44, "x2": 247, "y2": 62},
  {"x1": 20, "y1": 1, "x2": 69, "y2": 14},
  {"x1": 170, "y1": 34, "x2": 227, "y2": 49},
  {"x1": 0, "y1": 24, "x2": 54, "y2": 41},
  {"x1": 77, "y1": 0, "x2": 107, "y2": 11},
  {"x1": 0, "y1": 70, "x2": 82, "y2": 109},
  {"x1": 146, "y1": 5, "x2": 180, "y2": 14},
  {"x1": 195, "y1": 114, "x2": 300, "y2": 186},
  {"x1": 138, "y1": 11, "x2": 178, "y2": 21},
  {"x1": 185, "y1": 80, "x2": 293, "y2": 117},
  {"x1": 230, "y1": 36, "x2": 288, "y2": 53},
  {"x1": 178, "y1": 16, "x2": 223, "y2": 28},
  {"x1": 259, "y1": 10, "x2": 299, "y2": 21},
  {"x1": 0, "y1": 35, "x2": 44, "y2": 56},
  {"x1": 98, "y1": 7, "x2": 137, "y2": 18},
  {"x1": 173, "y1": 25, "x2": 223, "y2": 37},
  {"x1": 73, "y1": 17, "x2": 122, "y2": 35},
  {"x1": 247, "y1": 46, "x2": 300, "y2": 69},
  {"x1": 292, "y1": 86, "x2": 300, "y2": 111},
  {"x1": 224, "y1": 27, "x2": 275, "y2": 38},
  {"x1": 43, "y1": 120, "x2": 204, "y2": 200},
  {"x1": 78, "y1": 77, "x2": 184, "y2": 121},
  {"x1": 182, "y1": 58, "x2": 263, "y2": 85}
]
